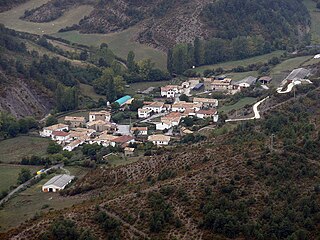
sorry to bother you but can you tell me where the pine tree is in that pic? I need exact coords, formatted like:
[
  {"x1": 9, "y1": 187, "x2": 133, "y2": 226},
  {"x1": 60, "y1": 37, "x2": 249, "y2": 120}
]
[
  {"x1": 127, "y1": 51, "x2": 136, "y2": 72},
  {"x1": 194, "y1": 37, "x2": 202, "y2": 66},
  {"x1": 167, "y1": 48, "x2": 174, "y2": 74}
]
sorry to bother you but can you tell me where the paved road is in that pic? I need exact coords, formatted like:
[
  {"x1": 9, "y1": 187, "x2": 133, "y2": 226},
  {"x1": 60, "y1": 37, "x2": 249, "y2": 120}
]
[
  {"x1": 0, "y1": 163, "x2": 63, "y2": 206},
  {"x1": 140, "y1": 112, "x2": 167, "y2": 123}
]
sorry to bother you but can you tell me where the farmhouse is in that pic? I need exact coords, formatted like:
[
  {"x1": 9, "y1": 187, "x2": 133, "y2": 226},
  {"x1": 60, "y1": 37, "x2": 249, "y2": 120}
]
[
  {"x1": 112, "y1": 135, "x2": 135, "y2": 147},
  {"x1": 64, "y1": 116, "x2": 86, "y2": 128},
  {"x1": 171, "y1": 101, "x2": 202, "y2": 113},
  {"x1": 193, "y1": 97, "x2": 218, "y2": 108},
  {"x1": 161, "y1": 85, "x2": 181, "y2": 98},
  {"x1": 51, "y1": 131, "x2": 71, "y2": 143},
  {"x1": 196, "y1": 109, "x2": 219, "y2": 122},
  {"x1": 130, "y1": 126, "x2": 148, "y2": 136},
  {"x1": 138, "y1": 108, "x2": 152, "y2": 118},
  {"x1": 42, "y1": 174, "x2": 75, "y2": 192},
  {"x1": 89, "y1": 110, "x2": 111, "y2": 122},
  {"x1": 63, "y1": 139, "x2": 84, "y2": 152},
  {"x1": 87, "y1": 120, "x2": 117, "y2": 132},
  {"x1": 148, "y1": 134, "x2": 171, "y2": 146},
  {"x1": 143, "y1": 102, "x2": 165, "y2": 113},
  {"x1": 40, "y1": 124, "x2": 69, "y2": 138}
]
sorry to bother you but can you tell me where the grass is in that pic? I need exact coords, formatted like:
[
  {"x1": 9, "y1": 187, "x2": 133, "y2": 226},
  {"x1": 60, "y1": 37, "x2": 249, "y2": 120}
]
[
  {"x1": 79, "y1": 83, "x2": 105, "y2": 102},
  {"x1": 0, "y1": 136, "x2": 51, "y2": 164},
  {"x1": 304, "y1": 0, "x2": 320, "y2": 44},
  {"x1": 0, "y1": 0, "x2": 93, "y2": 35},
  {"x1": 0, "y1": 169, "x2": 87, "y2": 231},
  {"x1": 57, "y1": 110, "x2": 91, "y2": 122},
  {"x1": 226, "y1": 71, "x2": 259, "y2": 81},
  {"x1": 52, "y1": 27, "x2": 167, "y2": 69},
  {"x1": 125, "y1": 80, "x2": 172, "y2": 96},
  {"x1": 0, "y1": 165, "x2": 40, "y2": 192},
  {"x1": 219, "y1": 97, "x2": 257, "y2": 114},
  {"x1": 106, "y1": 154, "x2": 140, "y2": 167},
  {"x1": 194, "y1": 51, "x2": 285, "y2": 74}
]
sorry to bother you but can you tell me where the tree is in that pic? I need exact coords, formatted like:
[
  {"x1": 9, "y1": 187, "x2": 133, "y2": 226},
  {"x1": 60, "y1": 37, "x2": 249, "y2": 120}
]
[
  {"x1": 167, "y1": 48, "x2": 174, "y2": 74},
  {"x1": 17, "y1": 168, "x2": 32, "y2": 184},
  {"x1": 47, "y1": 141, "x2": 62, "y2": 154},
  {"x1": 179, "y1": 94, "x2": 190, "y2": 102},
  {"x1": 46, "y1": 115, "x2": 58, "y2": 127},
  {"x1": 127, "y1": 51, "x2": 136, "y2": 72},
  {"x1": 194, "y1": 37, "x2": 202, "y2": 66},
  {"x1": 129, "y1": 99, "x2": 144, "y2": 111},
  {"x1": 79, "y1": 51, "x2": 88, "y2": 61}
]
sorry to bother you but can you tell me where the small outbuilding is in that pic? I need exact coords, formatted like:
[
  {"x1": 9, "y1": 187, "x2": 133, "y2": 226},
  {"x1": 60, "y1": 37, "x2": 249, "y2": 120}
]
[{"x1": 42, "y1": 174, "x2": 75, "y2": 192}]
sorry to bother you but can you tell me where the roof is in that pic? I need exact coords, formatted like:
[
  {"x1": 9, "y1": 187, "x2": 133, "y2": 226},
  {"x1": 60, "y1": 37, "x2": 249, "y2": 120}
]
[
  {"x1": 89, "y1": 110, "x2": 110, "y2": 116},
  {"x1": 193, "y1": 97, "x2": 218, "y2": 104},
  {"x1": 64, "y1": 116, "x2": 86, "y2": 122},
  {"x1": 197, "y1": 109, "x2": 217, "y2": 115},
  {"x1": 52, "y1": 131, "x2": 70, "y2": 137},
  {"x1": 234, "y1": 76, "x2": 257, "y2": 86},
  {"x1": 172, "y1": 101, "x2": 202, "y2": 110},
  {"x1": 45, "y1": 124, "x2": 68, "y2": 131},
  {"x1": 193, "y1": 83, "x2": 204, "y2": 90},
  {"x1": 115, "y1": 95, "x2": 132, "y2": 105},
  {"x1": 144, "y1": 101, "x2": 164, "y2": 108},
  {"x1": 113, "y1": 135, "x2": 135, "y2": 143},
  {"x1": 87, "y1": 120, "x2": 113, "y2": 127},
  {"x1": 131, "y1": 126, "x2": 148, "y2": 131},
  {"x1": 124, "y1": 147, "x2": 135, "y2": 152},
  {"x1": 259, "y1": 76, "x2": 272, "y2": 82},
  {"x1": 161, "y1": 85, "x2": 179, "y2": 92},
  {"x1": 285, "y1": 68, "x2": 310, "y2": 81},
  {"x1": 161, "y1": 112, "x2": 183, "y2": 123},
  {"x1": 148, "y1": 134, "x2": 171, "y2": 142},
  {"x1": 98, "y1": 133, "x2": 118, "y2": 141},
  {"x1": 138, "y1": 108, "x2": 152, "y2": 113},
  {"x1": 43, "y1": 174, "x2": 75, "y2": 188}
]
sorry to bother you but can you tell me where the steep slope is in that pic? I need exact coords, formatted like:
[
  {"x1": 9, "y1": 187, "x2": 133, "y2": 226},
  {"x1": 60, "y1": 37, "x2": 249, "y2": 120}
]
[
  {"x1": 21, "y1": 0, "x2": 310, "y2": 50},
  {"x1": 2, "y1": 85, "x2": 320, "y2": 239}
]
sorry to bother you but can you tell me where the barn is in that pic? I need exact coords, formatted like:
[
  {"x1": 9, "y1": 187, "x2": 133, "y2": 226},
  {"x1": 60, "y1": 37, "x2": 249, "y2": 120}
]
[{"x1": 42, "y1": 174, "x2": 75, "y2": 192}]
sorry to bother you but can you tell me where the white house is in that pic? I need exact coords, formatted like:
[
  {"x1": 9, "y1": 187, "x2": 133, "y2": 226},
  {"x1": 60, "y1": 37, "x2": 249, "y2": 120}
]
[
  {"x1": 143, "y1": 102, "x2": 165, "y2": 113},
  {"x1": 148, "y1": 134, "x2": 171, "y2": 146},
  {"x1": 63, "y1": 139, "x2": 84, "y2": 152},
  {"x1": 171, "y1": 101, "x2": 202, "y2": 113},
  {"x1": 196, "y1": 109, "x2": 219, "y2": 122},
  {"x1": 42, "y1": 174, "x2": 75, "y2": 192},
  {"x1": 51, "y1": 131, "x2": 71, "y2": 143},
  {"x1": 193, "y1": 98, "x2": 219, "y2": 108},
  {"x1": 130, "y1": 126, "x2": 148, "y2": 136},
  {"x1": 89, "y1": 110, "x2": 111, "y2": 122},
  {"x1": 161, "y1": 85, "x2": 181, "y2": 98},
  {"x1": 40, "y1": 124, "x2": 69, "y2": 138},
  {"x1": 156, "y1": 121, "x2": 172, "y2": 131},
  {"x1": 138, "y1": 108, "x2": 152, "y2": 118}
]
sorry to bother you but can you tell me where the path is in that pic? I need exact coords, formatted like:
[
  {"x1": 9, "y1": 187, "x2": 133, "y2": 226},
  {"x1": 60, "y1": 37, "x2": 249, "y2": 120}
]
[
  {"x1": 0, "y1": 163, "x2": 63, "y2": 206},
  {"x1": 225, "y1": 97, "x2": 269, "y2": 122}
]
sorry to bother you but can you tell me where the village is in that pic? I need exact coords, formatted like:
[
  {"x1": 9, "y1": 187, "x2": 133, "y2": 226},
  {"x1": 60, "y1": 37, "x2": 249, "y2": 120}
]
[{"x1": 39, "y1": 67, "x2": 313, "y2": 162}]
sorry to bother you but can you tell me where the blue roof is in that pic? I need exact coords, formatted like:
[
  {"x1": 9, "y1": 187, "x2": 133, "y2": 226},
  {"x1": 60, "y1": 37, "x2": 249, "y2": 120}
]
[
  {"x1": 193, "y1": 83, "x2": 204, "y2": 90},
  {"x1": 115, "y1": 95, "x2": 132, "y2": 105}
]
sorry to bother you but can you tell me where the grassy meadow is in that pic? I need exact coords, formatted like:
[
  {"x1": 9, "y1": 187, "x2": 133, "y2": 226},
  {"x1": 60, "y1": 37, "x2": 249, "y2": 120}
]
[
  {"x1": 219, "y1": 97, "x2": 258, "y2": 114},
  {"x1": 0, "y1": 136, "x2": 51, "y2": 164},
  {"x1": 304, "y1": 0, "x2": 320, "y2": 44}
]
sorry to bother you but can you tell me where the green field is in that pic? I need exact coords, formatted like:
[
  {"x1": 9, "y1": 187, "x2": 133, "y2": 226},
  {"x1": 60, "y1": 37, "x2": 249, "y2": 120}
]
[
  {"x1": 226, "y1": 71, "x2": 259, "y2": 81},
  {"x1": 219, "y1": 97, "x2": 257, "y2": 114},
  {"x1": 194, "y1": 51, "x2": 285, "y2": 74},
  {"x1": 79, "y1": 83, "x2": 105, "y2": 102},
  {"x1": 0, "y1": 0, "x2": 93, "y2": 35},
  {"x1": 304, "y1": 0, "x2": 320, "y2": 44},
  {"x1": 0, "y1": 169, "x2": 86, "y2": 231},
  {"x1": 0, "y1": 165, "x2": 40, "y2": 192},
  {"x1": 53, "y1": 28, "x2": 167, "y2": 69},
  {"x1": 0, "y1": 136, "x2": 51, "y2": 164},
  {"x1": 125, "y1": 80, "x2": 172, "y2": 96}
]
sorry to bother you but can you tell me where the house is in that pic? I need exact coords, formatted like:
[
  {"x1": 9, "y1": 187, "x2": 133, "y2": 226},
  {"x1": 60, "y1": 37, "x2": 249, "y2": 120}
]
[
  {"x1": 143, "y1": 102, "x2": 165, "y2": 113},
  {"x1": 51, "y1": 131, "x2": 71, "y2": 143},
  {"x1": 42, "y1": 174, "x2": 75, "y2": 192},
  {"x1": 258, "y1": 76, "x2": 272, "y2": 85},
  {"x1": 196, "y1": 109, "x2": 219, "y2": 122},
  {"x1": 138, "y1": 108, "x2": 152, "y2": 118},
  {"x1": 112, "y1": 135, "x2": 135, "y2": 147},
  {"x1": 63, "y1": 139, "x2": 84, "y2": 152},
  {"x1": 156, "y1": 120, "x2": 173, "y2": 131},
  {"x1": 234, "y1": 76, "x2": 257, "y2": 88},
  {"x1": 91, "y1": 132, "x2": 118, "y2": 147},
  {"x1": 115, "y1": 95, "x2": 133, "y2": 106},
  {"x1": 130, "y1": 126, "x2": 148, "y2": 136},
  {"x1": 87, "y1": 120, "x2": 117, "y2": 132},
  {"x1": 148, "y1": 134, "x2": 171, "y2": 146},
  {"x1": 211, "y1": 78, "x2": 234, "y2": 91},
  {"x1": 89, "y1": 110, "x2": 111, "y2": 122},
  {"x1": 161, "y1": 85, "x2": 181, "y2": 98},
  {"x1": 193, "y1": 97, "x2": 219, "y2": 108},
  {"x1": 192, "y1": 83, "x2": 204, "y2": 91},
  {"x1": 171, "y1": 101, "x2": 202, "y2": 113},
  {"x1": 64, "y1": 116, "x2": 86, "y2": 128},
  {"x1": 40, "y1": 124, "x2": 69, "y2": 138},
  {"x1": 161, "y1": 112, "x2": 183, "y2": 126},
  {"x1": 124, "y1": 147, "x2": 136, "y2": 157}
]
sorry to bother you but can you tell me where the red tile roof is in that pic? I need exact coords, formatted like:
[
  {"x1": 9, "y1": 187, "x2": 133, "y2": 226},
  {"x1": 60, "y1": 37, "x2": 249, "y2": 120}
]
[
  {"x1": 113, "y1": 135, "x2": 135, "y2": 143},
  {"x1": 52, "y1": 131, "x2": 70, "y2": 137}
]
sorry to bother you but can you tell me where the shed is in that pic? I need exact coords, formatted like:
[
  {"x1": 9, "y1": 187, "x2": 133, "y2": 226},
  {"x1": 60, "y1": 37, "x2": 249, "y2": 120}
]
[
  {"x1": 42, "y1": 174, "x2": 75, "y2": 192},
  {"x1": 285, "y1": 68, "x2": 310, "y2": 82},
  {"x1": 115, "y1": 95, "x2": 132, "y2": 106},
  {"x1": 234, "y1": 76, "x2": 257, "y2": 88},
  {"x1": 258, "y1": 76, "x2": 272, "y2": 85},
  {"x1": 192, "y1": 83, "x2": 204, "y2": 91}
]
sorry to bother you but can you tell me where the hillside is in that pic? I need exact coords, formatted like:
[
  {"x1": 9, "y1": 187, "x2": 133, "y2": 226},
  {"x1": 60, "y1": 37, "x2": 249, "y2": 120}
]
[
  {"x1": 1, "y1": 83, "x2": 320, "y2": 239},
  {"x1": 20, "y1": 0, "x2": 310, "y2": 50}
]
